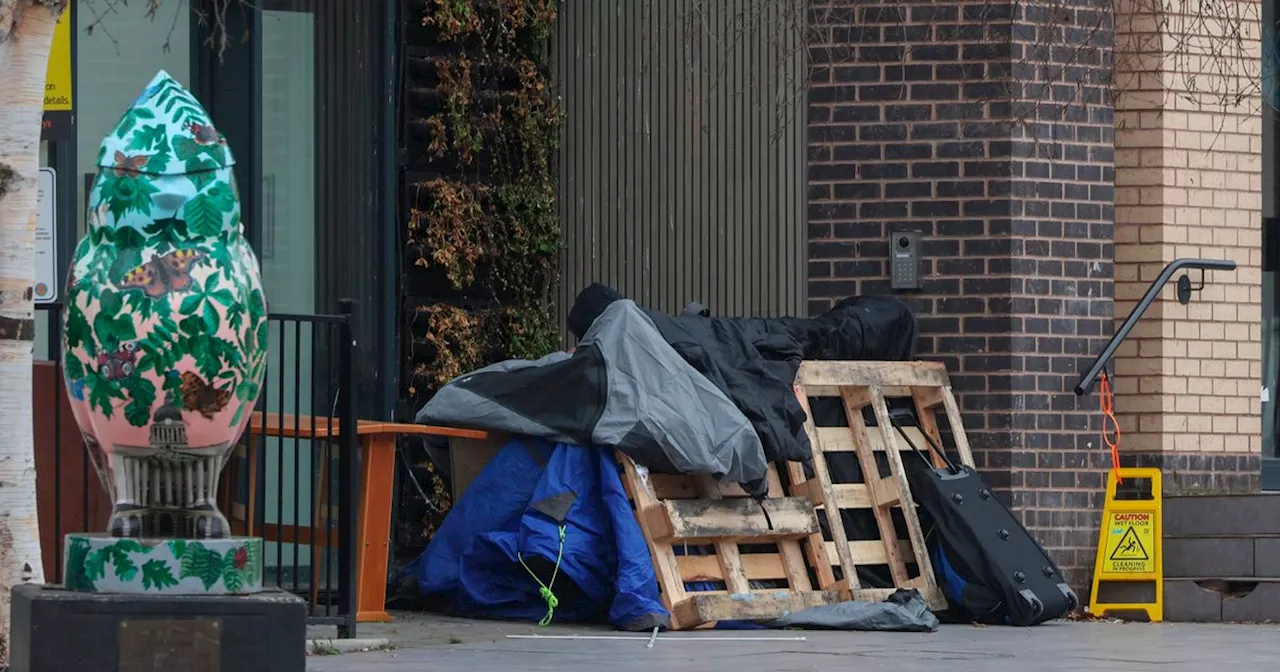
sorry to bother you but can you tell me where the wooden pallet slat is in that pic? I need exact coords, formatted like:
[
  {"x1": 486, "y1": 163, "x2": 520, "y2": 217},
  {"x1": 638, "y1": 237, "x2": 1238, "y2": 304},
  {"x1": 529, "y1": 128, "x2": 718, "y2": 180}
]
[
  {"x1": 783, "y1": 458, "x2": 839, "y2": 593},
  {"x1": 795, "y1": 360, "x2": 950, "y2": 392},
  {"x1": 678, "y1": 553, "x2": 791, "y2": 583},
  {"x1": 841, "y1": 386, "x2": 914, "y2": 587},
  {"x1": 865, "y1": 385, "x2": 937, "y2": 592},
  {"x1": 645, "y1": 497, "x2": 820, "y2": 541},
  {"x1": 792, "y1": 387, "x2": 860, "y2": 598},
  {"x1": 815, "y1": 425, "x2": 937, "y2": 454},
  {"x1": 821, "y1": 539, "x2": 915, "y2": 566},
  {"x1": 911, "y1": 387, "x2": 951, "y2": 469},
  {"x1": 694, "y1": 474, "x2": 753, "y2": 595},
  {"x1": 937, "y1": 386, "x2": 976, "y2": 466},
  {"x1": 673, "y1": 591, "x2": 838, "y2": 627},
  {"x1": 618, "y1": 455, "x2": 689, "y2": 616}
]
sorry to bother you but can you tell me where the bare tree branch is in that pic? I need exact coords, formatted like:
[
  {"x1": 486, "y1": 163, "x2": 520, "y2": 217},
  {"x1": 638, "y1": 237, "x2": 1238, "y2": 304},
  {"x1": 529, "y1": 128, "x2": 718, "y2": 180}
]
[
  {"x1": 79, "y1": 0, "x2": 255, "y2": 61},
  {"x1": 684, "y1": 0, "x2": 1261, "y2": 154}
]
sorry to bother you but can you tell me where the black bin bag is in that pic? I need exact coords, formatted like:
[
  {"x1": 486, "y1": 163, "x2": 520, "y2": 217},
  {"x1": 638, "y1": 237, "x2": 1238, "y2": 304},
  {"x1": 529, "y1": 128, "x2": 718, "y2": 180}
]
[{"x1": 887, "y1": 418, "x2": 1079, "y2": 626}]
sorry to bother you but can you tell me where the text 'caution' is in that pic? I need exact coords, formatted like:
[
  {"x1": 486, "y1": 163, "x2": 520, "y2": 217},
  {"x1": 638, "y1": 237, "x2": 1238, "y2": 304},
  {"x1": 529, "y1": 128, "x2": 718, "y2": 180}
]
[{"x1": 1104, "y1": 511, "x2": 1155, "y2": 574}]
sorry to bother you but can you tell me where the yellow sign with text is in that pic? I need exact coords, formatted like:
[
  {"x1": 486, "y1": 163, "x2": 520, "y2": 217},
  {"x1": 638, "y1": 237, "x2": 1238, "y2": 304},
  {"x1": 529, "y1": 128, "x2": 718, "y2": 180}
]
[
  {"x1": 1103, "y1": 511, "x2": 1155, "y2": 574},
  {"x1": 1089, "y1": 467, "x2": 1163, "y2": 622},
  {"x1": 44, "y1": 5, "x2": 72, "y2": 112}
]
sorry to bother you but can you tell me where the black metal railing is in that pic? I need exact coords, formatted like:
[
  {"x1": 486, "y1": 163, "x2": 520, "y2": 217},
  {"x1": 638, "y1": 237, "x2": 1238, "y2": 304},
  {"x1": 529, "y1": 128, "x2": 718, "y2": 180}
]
[
  {"x1": 1075, "y1": 258, "x2": 1237, "y2": 396},
  {"x1": 34, "y1": 300, "x2": 360, "y2": 638}
]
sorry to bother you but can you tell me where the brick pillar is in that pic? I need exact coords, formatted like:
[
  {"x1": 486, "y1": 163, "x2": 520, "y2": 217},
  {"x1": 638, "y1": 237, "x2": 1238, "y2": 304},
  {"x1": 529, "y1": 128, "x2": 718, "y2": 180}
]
[
  {"x1": 807, "y1": 0, "x2": 1116, "y2": 588},
  {"x1": 1110, "y1": 1, "x2": 1263, "y2": 493}
]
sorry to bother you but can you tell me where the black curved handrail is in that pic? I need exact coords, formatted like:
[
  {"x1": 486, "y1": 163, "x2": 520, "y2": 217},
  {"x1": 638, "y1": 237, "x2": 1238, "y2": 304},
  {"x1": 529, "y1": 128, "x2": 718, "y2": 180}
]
[{"x1": 1073, "y1": 258, "x2": 1237, "y2": 396}]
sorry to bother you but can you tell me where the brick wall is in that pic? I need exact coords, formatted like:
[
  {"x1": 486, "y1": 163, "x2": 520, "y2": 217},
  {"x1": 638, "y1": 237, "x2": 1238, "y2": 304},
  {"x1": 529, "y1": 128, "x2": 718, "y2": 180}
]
[
  {"x1": 807, "y1": 0, "x2": 1116, "y2": 588},
  {"x1": 1110, "y1": 0, "x2": 1263, "y2": 494}
]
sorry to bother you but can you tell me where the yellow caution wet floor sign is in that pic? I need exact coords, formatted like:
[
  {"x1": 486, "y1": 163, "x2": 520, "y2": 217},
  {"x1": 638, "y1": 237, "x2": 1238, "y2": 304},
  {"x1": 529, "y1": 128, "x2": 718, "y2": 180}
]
[
  {"x1": 1089, "y1": 468, "x2": 1163, "y2": 622},
  {"x1": 1106, "y1": 514, "x2": 1154, "y2": 572}
]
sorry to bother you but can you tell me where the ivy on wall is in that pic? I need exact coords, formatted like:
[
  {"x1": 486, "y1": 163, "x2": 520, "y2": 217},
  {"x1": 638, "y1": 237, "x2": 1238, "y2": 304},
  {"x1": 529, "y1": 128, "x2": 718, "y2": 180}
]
[{"x1": 405, "y1": 0, "x2": 563, "y2": 400}]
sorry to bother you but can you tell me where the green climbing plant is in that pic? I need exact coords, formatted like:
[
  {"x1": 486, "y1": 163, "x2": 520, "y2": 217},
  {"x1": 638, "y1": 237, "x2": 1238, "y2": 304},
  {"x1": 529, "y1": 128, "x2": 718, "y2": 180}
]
[{"x1": 407, "y1": 0, "x2": 562, "y2": 401}]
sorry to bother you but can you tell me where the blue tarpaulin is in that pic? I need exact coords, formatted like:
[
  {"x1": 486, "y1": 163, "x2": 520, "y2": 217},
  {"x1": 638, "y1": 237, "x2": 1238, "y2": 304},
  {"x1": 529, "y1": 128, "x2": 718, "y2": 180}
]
[{"x1": 403, "y1": 436, "x2": 670, "y2": 631}]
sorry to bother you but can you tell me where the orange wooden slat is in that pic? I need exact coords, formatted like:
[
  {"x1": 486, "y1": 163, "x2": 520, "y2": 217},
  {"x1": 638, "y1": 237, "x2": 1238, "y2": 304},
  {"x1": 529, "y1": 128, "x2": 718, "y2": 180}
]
[{"x1": 247, "y1": 412, "x2": 488, "y2": 440}]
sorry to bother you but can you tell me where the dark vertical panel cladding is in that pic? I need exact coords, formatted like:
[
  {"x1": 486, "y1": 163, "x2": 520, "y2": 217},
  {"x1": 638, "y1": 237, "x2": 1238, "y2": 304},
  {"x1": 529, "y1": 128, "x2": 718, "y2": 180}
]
[
  {"x1": 550, "y1": 0, "x2": 807, "y2": 328},
  {"x1": 194, "y1": 0, "x2": 262, "y2": 255},
  {"x1": 314, "y1": 0, "x2": 387, "y2": 418}
]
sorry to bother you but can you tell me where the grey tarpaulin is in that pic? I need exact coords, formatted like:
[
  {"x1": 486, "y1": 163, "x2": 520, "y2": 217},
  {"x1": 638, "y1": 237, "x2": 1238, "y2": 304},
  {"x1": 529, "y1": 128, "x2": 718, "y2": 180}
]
[
  {"x1": 416, "y1": 298, "x2": 771, "y2": 496},
  {"x1": 761, "y1": 589, "x2": 940, "y2": 632}
]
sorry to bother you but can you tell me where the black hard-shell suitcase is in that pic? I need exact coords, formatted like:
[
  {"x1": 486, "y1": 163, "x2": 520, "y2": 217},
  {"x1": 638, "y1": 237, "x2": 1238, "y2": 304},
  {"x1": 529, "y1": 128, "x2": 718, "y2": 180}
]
[{"x1": 889, "y1": 422, "x2": 1079, "y2": 626}]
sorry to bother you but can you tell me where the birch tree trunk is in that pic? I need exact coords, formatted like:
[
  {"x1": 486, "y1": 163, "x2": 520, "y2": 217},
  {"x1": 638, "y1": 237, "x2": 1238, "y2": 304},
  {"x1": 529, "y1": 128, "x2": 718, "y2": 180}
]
[{"x1": 0, "y1": 0, "x2": 62, "y2": 661}]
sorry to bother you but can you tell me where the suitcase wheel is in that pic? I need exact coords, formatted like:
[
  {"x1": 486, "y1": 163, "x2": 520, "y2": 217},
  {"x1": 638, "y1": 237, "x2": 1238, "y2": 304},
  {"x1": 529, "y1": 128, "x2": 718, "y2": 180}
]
[
  {"x1": 1017, "y1": 589, "x2": 1045, "y2": 620},
  {"x1": 1057, "y1": 583, "x2": 1079, "y2": 611}
]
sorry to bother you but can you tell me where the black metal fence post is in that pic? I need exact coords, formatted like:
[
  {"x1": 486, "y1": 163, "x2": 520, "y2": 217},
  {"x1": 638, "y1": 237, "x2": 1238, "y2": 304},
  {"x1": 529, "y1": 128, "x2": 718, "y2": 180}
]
[
  {"x1": 43, "y1": 303, "x2": 65, "y2": 582},
  {"x1": 47, "y1": 300, "x2": 63, "y2": 578},
  {"x1": 336, "y1": 298, "x2": 359, "y2": 639}
]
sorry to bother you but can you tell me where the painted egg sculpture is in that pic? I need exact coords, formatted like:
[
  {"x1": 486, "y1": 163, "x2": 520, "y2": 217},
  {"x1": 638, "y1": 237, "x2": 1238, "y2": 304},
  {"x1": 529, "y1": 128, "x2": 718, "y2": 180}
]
[{"x1": 61, "y1": 70, "x2": 268, "y2": 539}]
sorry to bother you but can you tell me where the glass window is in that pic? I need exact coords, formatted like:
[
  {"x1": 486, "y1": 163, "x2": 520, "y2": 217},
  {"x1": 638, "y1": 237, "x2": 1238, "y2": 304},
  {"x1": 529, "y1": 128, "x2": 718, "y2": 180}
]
[
  {"x1": 1263, "y1": 0, "x2": 1279, "y2": 489},
  {"x1": 258, "y1": 3, "x2": 318, "y2": 581},
  {"x1": 75, "y1": 0, "x2": 192, "y2": 237},
  {"x1": 260, "y1": 7, "x2": 316, "y2": 315}
]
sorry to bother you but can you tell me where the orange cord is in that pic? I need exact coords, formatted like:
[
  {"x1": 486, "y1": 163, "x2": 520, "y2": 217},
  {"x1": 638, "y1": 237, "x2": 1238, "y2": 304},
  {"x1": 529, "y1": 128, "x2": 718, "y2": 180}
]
[{"x1": 1099, "y1": 370, "x2": 1122, "y2": 484}]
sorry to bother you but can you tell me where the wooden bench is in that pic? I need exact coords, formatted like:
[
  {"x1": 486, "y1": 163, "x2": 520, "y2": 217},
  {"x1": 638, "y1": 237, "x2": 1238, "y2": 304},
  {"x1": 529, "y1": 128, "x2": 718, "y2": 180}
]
[{"x1": 224, "y1": 412, "x2": 487, "y2": 622}]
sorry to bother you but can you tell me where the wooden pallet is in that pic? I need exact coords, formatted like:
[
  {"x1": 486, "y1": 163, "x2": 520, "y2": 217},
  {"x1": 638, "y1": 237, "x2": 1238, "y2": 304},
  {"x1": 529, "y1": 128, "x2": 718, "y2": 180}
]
[
  {"x1": 789, "y1": 360, "x2": 976, "y2": 611},
  {"x1": 617, "y1": 454, "x2": 842, "y2": 630}
]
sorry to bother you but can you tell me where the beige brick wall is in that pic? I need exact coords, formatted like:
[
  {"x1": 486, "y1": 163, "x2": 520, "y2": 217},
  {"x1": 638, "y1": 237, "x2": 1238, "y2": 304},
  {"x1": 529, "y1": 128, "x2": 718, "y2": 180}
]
[{"x1": 1111, "y1": 0, "x2": 1263, "y2": 457}]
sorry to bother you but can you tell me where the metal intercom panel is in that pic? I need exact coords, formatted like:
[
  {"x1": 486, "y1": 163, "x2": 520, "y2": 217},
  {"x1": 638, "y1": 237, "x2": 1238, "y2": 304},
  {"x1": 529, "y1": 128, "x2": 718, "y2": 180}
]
[{"x1": 889, "y1": 230, "x2": 922, "y2": 290}]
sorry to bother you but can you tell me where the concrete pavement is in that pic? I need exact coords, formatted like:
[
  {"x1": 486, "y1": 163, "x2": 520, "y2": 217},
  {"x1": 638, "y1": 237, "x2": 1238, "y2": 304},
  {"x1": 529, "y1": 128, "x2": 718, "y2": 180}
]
[{"x1": 307, "y1": 612, "x2": 1278, "y2": 671}]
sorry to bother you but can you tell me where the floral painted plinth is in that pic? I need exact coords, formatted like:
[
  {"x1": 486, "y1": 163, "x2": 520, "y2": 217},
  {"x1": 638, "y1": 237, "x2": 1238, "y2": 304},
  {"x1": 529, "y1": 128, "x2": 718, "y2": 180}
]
[{"x1": 63, "y1": 534, "x2": 263, "y2": 595}]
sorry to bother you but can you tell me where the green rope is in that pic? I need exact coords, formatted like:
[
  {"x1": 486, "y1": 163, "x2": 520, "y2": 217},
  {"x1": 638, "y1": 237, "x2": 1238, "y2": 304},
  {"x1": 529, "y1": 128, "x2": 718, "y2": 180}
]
[{"x1": 518, "y1": 524, "x2": 566, "y2": 626}]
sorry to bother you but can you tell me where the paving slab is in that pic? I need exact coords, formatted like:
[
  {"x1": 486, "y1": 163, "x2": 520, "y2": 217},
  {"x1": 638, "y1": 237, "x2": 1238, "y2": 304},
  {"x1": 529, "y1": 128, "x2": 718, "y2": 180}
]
[{"x1": 306, "y1": 612, "x2": 1280, "y2": 672}]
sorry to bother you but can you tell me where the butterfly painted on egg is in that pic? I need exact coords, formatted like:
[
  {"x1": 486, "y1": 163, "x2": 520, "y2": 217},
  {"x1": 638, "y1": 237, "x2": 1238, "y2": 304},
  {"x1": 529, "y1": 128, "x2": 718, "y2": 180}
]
[
  {"x1": 183, "y1": 120, "x2": 226, "y2": 146},
  {"x1": 112, "y1": 151, "x2": 150, "y2": 177},
  {"x1": 180, "y1": 371, "x2": 232, "y2": 420},
  {"x1": 119, "y1": 248, "x2": 207, "y2": 298}
]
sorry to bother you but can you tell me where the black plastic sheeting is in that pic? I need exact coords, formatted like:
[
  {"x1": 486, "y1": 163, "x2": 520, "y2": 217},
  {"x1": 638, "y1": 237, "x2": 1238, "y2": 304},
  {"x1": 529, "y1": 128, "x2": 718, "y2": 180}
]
[{"x1": 568, "y1": 283, "x2": 920, "y2": 469}]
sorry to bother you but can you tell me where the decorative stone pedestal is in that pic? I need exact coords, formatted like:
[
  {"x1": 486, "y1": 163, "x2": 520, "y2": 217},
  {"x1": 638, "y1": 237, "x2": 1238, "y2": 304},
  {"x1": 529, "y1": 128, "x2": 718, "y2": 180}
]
[
  {"x1": 63, "y1": 534, "x2": 264, "y2": 595},
  {"x1": 8, "y1": 583, "x2": 305, "y2": 672}
]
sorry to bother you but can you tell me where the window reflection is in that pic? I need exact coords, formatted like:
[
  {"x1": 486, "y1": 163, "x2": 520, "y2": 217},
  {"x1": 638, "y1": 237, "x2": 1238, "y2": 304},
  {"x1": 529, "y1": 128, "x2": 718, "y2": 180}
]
[{"x1": 74, "y1": 0, "x2": 191, "y2": 238}]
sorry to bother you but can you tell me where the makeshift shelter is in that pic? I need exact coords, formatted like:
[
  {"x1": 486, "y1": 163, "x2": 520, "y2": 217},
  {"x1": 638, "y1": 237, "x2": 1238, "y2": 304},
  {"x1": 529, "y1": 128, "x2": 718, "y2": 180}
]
[{"x1": 406, "y1": 284, "x2": 941, "y2": 631}]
